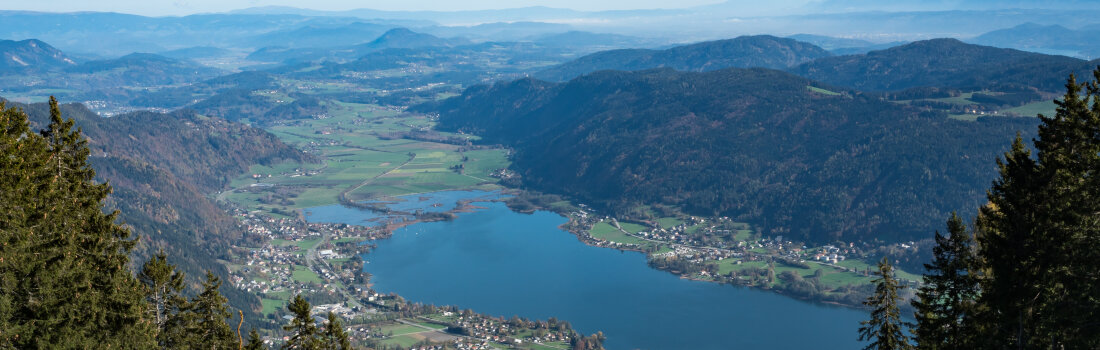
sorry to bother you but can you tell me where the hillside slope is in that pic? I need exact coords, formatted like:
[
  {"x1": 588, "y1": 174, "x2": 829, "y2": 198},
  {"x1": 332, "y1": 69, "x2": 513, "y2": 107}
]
[
  {"x1": 0, "y1": 39, "x2": 76, "y2": 72},
  {"x1": 423, "y1": 68, "x2": 1038, "y2": 243},
  {"x1": 789, "y1": 38, "x2": 1092, "y2": 92},
  {"x1": 533, "y1": 35, "x2": 831, "y2": 82},
  {"x1": 19, "y1": 101, "x2": 308, "y2": 315},
  {"x1": 67, "y1": 53, "x2": 224, "y2": 86}
]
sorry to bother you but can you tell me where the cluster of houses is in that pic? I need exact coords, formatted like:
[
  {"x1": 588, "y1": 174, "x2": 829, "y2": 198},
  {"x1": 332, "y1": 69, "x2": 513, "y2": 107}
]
[
  {"x1": 312, "y1": 303, "x2": 356, "y2": 320},
  {"x1": 449, "y1": 314, "x2": 572, "y2": 347},
  {"x1": 229, "y1": 209, "x2": 381, "y2": 314},
  {"x1": 811, "y1": 245, "x2": 849, "y2": 264},
  {"x1": 488, "y1": 168, "x2": 517, "y2": 180}
]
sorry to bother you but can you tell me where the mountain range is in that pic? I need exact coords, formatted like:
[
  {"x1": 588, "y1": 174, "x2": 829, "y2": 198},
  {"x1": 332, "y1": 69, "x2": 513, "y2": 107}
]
[
  {"x1": 420, "y1": 67, "x2": 1039, "y2": 243},
  {"x1": 0, "y1": 39, "x2": 76, "y2": 72},
  {"x1": 533, "y1": 35, "x2": 832, "y2": 82},
  {"x1": 789, "y1": 38, "x2": 1094, "y2": 92},
  {"x1": 970, "y1": 22, "x2": 1100, "y2": 58}
]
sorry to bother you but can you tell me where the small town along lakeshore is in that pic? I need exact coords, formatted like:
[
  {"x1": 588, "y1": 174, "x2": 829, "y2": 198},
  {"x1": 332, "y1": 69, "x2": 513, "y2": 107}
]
[{"x1": 223, "y1": 185, "x2": 920, "y2": 346}]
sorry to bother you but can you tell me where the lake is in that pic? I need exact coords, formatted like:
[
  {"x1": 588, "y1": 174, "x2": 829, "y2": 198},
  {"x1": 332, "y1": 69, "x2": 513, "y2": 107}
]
[{"x1": 307, "y1": 193, "x2": 868, "y2": 349}]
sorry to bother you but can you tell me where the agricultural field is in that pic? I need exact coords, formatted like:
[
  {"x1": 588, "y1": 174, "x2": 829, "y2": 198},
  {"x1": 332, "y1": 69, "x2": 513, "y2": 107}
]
[
  {"x1": 1003, "y1": 100, "x2": 1056, "y2": 117},
  {"x1": 806, "y1": 85, "x2": 841, "y2": 96},
  {"x1": 589, "y1": 222, "x2": 651, "y2": 246},
  {"x1": 221, "y1": 101, "x2": 510, "y2": 217}
]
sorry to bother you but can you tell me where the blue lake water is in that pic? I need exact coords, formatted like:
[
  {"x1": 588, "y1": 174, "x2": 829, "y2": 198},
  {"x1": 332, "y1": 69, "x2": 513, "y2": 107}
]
[
  {"x1": 363, "y1": 190, "x2": 507, "y2": 213},
  {"x1": 307, "y1": 194, "x2": 868, "y2": 349},
  {"x1": 303, "y1": 190, "x2": 505, "y2": 226}
]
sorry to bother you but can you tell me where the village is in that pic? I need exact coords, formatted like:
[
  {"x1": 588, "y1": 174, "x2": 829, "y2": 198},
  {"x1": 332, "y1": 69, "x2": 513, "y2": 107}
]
[{"x1": 557, "y1": 204, "x2": 922, "y2": 303}]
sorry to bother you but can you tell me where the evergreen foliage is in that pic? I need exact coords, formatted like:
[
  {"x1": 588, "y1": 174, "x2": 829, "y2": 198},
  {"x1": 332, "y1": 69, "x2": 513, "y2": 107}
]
[
  {"x1": 187, "y1": 272, "x2": 240, "y2": 349},
  {"x1": 139, "y1": 249, "x2": 190, "y2": 349},
  {"x1": 283, "y1": 294, "x2": 321, "y2": 350},
  {"x1": 970, "y1": 70, "x2": 1100, "y2": 348},
  {"x1": 0, "y1": 97, "x2": 155, "y2": 348},
  {"x1": 859, "y1": 258, "x2": 912, "y2": 350},
  {"x1": 321, "y1": 311, "x2": 352, "y2": 350},
  {"x1": 245, "y1": 328, "x2": 266, "y2": 350},
  {"x1": 910, "y1": 213, "x2": 979, "y2": 349},
  {"x1": 900, "y1": 69, "x2": 1100, "y2": 349},
  {"x1": 0, "y1": 99, "x2": 258, "y2": 349}
]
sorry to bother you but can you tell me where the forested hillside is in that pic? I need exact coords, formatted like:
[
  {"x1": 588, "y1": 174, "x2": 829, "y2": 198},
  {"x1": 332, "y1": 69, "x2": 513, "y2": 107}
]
[
  {"x1": 789, "y1": 38, "x2": 1094, "y2": 92},
  {"x1": 16, "y1": 100, "x2": 308, "y2": 316},
  {"x1": 423, "y1": 68, "x2": 1038, "y2": 243},
  {"x1": 65, "y1": 53, "x2": 223, "y2": 86},
  {"x1": 533, "y1": 35, "x2": 831, "y2": 82}
]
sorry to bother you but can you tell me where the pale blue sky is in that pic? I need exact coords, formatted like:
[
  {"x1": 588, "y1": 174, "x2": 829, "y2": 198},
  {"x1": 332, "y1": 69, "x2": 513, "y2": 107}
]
[{"x1": 0, "y1": 0, "x2": 821, "y2": 16}]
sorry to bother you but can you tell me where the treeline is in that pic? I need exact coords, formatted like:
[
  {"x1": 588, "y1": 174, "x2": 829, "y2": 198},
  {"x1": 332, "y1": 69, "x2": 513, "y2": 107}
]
[
  {"x1": 859, "y1": 72, "x2": 1100, "y2": 349},
  {"x1": 0, "y1": 99, "x2": 347, "y2": 348}
]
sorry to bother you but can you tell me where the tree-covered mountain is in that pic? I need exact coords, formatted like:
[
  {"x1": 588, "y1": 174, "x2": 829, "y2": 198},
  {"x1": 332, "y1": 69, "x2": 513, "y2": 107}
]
[
  {"x1": 355, "y1": 27, "x2": 464, "y2": 51},
  {"x1": 421, "y1": 68, "x2": 1038, "y2": 243},
  {"x1": 244, "y1": 21, "x2": 396, "y2": 48},
  {"x1": 789, "y1": 38, "x2": 1094, "y2": 92},
  {"x1": 533, "y1": 35, "x2": 832, "y2": 82},
  {"x1": 0, "y1": 39, "x2": 76, "y2": 72},
  {"x1": 65, "y1": 53, "x2": 224, "y2": 86},
  {"x1": 129, "y1": 70, "x2": 280, "y2": 108},
  {"x1": 0, "y1": 42, "x2": 229, "y2": 105},
  {"x1": 16, "y1": 100, "x2": 308, "y2": 316}
]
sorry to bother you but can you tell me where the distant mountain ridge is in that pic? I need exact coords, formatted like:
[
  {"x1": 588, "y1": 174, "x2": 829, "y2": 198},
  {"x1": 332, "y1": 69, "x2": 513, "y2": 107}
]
[
  {"x1": 0, "y1": 39, "x2": 76, "y2": 72},
  {"x1": 789, "y1": 38, "x2": 1094, "y2": 92},
  {"x1": 970, "y1": 23, "x2": 1100, "y2": 58},
  {"x1": 244, "y1": 21, "x2": 396, "y2": 48},
  {"x1": 420, "y1": 67, "x2": 1038, "y2": 243},
  {"x1": 246, "y1": 27, "x2": 465, "y2": 63},
  {"x1": 357, "y1": 27, "x2": 465, "y2": 51},
  {"x1": 65, "y1": 52, "x2": 224, "y2": 86},
  {"x1": 533, "y1": 35, "x2": 832, "y2": 82}
]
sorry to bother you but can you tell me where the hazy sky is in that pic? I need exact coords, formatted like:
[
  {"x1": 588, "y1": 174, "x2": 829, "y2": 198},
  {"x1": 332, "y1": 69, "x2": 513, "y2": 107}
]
[{"x1": 0, "y1": 0, "x2": 801, "y2": 16}]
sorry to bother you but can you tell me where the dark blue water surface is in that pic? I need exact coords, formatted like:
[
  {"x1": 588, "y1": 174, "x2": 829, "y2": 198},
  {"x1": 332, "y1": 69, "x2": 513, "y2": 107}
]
[{"x1": 311, "y1": 198, "x2": 867, "y2": 349}]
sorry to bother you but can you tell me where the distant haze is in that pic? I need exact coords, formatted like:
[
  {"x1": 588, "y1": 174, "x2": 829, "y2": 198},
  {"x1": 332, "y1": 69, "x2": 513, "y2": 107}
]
[{"x1": 3, "y1": 0, "x2": 751, "y2": 16}]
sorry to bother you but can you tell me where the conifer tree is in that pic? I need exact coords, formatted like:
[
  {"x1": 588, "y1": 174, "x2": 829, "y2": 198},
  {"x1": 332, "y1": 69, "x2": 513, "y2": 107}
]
[
  {"x1": 911, "y1": 213, "x2": 978, "y2": 349},
  {"x1": 283, "y1": 294, "x2": 320, "y2": 350},
  {"x1": 188, "y1": 271, "x2": 240, "y2": 349},
  {"x1": 245, "y1": 328, "x2": 266, "y2": 350},
  {"x1": 140, "y1": 249, "x2": 190, "y2": 349},
  {"x1": 321, "y1": 311, "x2": 352, "y2": 350},
  {"x1": 859, "y1": 258, "x2": 912, "y2": 350},
  {"x1": 0, "y1": 98, "x2": 154, "y2": 348},
  {"x1": 975, "y1": 71, "x2": 1100, "y2": 348}
]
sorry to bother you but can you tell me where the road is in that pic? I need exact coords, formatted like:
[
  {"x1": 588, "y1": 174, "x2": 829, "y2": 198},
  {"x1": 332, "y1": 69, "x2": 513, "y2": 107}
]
[{"x1": 304, "y1": 228, "x2": 364, "y2": 310}]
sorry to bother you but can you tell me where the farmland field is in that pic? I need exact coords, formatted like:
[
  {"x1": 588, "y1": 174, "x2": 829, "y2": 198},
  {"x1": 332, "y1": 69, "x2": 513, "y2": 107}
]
[{"x1": 221, "y1": 102, "x2": 509, "y2": 217}]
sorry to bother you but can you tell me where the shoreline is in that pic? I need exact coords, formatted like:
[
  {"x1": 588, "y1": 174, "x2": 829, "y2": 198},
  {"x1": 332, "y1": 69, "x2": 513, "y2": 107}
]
[{"x1": 328, "y1": 188, "x2": 876, "y2": 312}]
